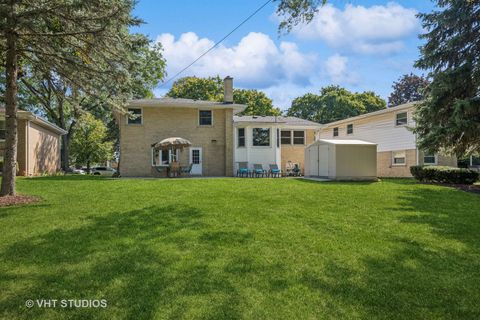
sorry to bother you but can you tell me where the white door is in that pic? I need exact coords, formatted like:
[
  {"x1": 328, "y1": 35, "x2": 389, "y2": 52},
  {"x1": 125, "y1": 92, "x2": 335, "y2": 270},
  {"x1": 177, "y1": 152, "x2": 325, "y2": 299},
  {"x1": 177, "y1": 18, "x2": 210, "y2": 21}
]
[
  {"x1": 308, "y1": 145, "x2": 319, "y2": 176},
  {"x1": 190, "y1": 147, "x2": 202, "y2": 175},
  {"x1": 318, "y1": 144, "x2": 329, "y2": 177}
]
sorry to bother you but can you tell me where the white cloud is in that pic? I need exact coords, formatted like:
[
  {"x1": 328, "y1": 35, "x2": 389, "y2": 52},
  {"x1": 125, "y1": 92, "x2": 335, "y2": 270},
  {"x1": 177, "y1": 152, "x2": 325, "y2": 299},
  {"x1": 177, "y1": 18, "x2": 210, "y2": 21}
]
[
  {"x1": 292, "y1": 2, "x2": 420, "y2": 54},
  {"x1": 325, "y1": 54, "x2": 358, "y2": 84},
  {"x1": 156, "y1": 31, "x2": 317, "y2": 88}
]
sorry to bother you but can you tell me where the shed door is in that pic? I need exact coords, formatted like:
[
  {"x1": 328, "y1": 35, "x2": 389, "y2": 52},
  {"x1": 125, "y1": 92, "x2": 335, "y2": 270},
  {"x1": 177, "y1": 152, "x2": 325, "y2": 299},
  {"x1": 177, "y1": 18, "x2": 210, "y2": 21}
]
[
  {"x1": 318, "y1": 144, "x2": 329, "y2": 177},
  {"x1": 308, "y1": 145, "x2": 319, "y2": 176}
]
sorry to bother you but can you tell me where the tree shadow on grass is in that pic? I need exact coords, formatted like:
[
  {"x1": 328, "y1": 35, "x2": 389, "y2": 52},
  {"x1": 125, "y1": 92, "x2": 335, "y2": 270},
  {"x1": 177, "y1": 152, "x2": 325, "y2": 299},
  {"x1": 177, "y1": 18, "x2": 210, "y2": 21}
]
[{"x1": 0, "y1": 205, "x2": 250, "y2": 319}]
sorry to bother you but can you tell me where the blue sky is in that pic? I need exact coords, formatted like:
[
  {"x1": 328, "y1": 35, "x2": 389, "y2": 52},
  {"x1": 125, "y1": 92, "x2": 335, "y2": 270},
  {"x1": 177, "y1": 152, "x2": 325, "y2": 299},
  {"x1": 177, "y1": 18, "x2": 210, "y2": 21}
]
[{"x1": 133, "y1": 0, "x2": 435, "y2": 109}]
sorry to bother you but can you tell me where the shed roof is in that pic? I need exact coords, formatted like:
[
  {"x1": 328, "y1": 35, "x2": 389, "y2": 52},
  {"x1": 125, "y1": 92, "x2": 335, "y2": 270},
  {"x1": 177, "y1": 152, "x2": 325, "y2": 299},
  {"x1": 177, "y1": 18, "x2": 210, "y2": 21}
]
[{"x1": 317, "y1": 139, "x2": 377, "y2": 145}]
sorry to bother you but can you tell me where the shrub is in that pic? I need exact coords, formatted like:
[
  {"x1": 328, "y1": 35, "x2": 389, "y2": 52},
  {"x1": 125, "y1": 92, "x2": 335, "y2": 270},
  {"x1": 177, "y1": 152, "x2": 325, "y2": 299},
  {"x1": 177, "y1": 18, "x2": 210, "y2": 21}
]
[{"x1": 410, "y1": 165, "x2": 479, "y2": 185}]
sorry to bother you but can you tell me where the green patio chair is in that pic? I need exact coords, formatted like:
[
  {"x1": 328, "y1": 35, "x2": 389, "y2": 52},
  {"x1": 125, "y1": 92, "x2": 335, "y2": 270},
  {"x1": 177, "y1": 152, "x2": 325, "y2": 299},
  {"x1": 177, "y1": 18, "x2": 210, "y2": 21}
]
[
  {"x1": 180, "y1": 163, "x2": 193, "y2": 175},
  {"x1": 237, "y1": 162, "x2": 250, "y2": 177},
  {"x1": 269, "y1": 164, "x2": 282, "y2": 178},
  {"x1": 253, "y1": 164, "x2": 267, "y2": 177}
]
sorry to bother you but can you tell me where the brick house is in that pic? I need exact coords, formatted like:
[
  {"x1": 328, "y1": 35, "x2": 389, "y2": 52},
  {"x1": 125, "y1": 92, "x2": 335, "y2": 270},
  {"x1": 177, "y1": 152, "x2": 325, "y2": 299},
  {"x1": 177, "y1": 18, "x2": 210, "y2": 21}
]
[
  {"x1": 0, "y1": 109, "x2": 66, "y2": 176},
  {"x1": 318, "y1": 102, "x2": 457, "y2": 177}
]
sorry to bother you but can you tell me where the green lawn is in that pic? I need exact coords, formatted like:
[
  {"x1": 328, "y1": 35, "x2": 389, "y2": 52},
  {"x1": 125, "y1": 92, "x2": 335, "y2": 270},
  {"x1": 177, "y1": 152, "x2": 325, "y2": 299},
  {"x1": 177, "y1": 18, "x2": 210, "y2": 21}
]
[{"x1": 1, "y1": 177, "x2": 480, "y2": 319}]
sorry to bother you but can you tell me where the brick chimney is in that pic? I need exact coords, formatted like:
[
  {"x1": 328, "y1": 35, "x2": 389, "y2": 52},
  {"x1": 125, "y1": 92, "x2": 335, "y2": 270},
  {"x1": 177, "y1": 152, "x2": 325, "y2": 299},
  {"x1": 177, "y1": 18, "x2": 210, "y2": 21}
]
[{"x1": 223, "y1": 76, "x2": 233, "y2": 104}]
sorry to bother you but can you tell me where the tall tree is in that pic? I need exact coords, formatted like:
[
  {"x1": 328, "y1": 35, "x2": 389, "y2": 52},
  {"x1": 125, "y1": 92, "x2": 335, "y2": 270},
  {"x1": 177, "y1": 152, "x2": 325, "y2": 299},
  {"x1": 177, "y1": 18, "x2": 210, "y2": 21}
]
[
  {"x1": 70, "y1": 113, "x2": 113, "y2": 172},
  {"x1": 167, "y1": 76, "x2": 281, "y2": 116},
  {"x1": 287, "y1": 86, "x2": 386, "y2": 124},
  {"x1": 233, "y1": 89, "x2": 281, "y2": 116},
  {"x1": 414, "y1": 0, "x2": 480, "y2": 156},
  {"x1": 0, "y1": 0, "x2": 142, "y2": 195},
  {"x1": 19, "y1": 37, "x2": 165, "y2": 170},
  {"x1": 388, "y1": 73, "x2": 430, "y2": 107}
]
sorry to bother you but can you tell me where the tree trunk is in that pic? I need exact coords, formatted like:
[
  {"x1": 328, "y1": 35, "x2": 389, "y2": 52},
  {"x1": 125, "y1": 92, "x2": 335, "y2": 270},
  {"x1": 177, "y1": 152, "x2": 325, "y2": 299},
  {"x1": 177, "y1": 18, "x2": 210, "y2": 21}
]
[
  {"x1": 61, "y1": 134, "x2": 70, "y2": 171},
  {"x1": 1, "y1": 17, "x2": 18, "y2": 196}
]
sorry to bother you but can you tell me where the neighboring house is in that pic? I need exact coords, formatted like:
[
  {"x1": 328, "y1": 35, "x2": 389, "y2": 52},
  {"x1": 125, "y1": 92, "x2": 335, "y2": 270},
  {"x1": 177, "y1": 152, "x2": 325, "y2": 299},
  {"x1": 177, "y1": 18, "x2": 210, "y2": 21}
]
[
  {"x1": 0, "y1": 109, "x2": 67, "y2": 176},
  {"x1": 118, "y1": 77, "x2": 246, "y2": 177},
  {"x1": 318, "y1": 102, "x2": 457, "y2": 177},
  {"x1": 233, "y1": 116, "x2": 321, "y2": 174}
]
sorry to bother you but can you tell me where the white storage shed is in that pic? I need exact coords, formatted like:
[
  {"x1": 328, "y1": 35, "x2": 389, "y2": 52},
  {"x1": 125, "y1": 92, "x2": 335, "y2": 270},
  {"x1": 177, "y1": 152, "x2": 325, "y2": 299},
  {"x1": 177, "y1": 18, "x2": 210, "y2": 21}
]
[{"x1": 304, "y1": 139, "x2": 377, "y2": 180}]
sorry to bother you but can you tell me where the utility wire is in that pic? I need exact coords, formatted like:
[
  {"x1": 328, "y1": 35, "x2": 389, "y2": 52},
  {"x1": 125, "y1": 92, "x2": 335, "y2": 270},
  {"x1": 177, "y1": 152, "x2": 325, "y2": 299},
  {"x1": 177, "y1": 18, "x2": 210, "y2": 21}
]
[{"x1": 160, "y1": 0, "x2": 273, "y2": 87}]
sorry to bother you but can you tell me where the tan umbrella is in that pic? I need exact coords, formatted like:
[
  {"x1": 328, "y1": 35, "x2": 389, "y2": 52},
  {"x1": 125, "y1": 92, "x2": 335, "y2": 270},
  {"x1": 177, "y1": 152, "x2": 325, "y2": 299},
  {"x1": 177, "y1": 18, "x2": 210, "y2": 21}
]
[{"x1": 151, "y1": 137, "x2": 192, "y2": 151}]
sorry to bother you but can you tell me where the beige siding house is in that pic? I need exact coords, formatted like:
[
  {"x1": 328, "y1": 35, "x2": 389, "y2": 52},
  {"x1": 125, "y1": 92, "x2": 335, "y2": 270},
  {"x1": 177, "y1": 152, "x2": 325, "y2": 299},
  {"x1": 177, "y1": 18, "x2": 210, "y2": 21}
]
[
  {"x1": 318, "y1": 102, "x2": 457, "y2": 177},
  {"x1": 233, "y1": 116, "x2": 321, "y2": 175},
  {"x1": 119, "y1": 78, "x2": 245, "y2": 177},
  {"x1": 0, "y1": 109, "x2": 66, "y2": 176}
]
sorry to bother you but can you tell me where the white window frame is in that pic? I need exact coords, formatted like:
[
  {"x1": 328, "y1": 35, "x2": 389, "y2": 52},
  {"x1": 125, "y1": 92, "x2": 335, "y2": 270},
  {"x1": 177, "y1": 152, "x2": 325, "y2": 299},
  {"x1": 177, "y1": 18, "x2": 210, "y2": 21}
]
[
  {"x1": 280, "y1": 130, "x2": 292, "y2": 145},
  {"x1": 252, "y1": 127, "x2": 271, "y2": 147},
  {"x1": 346, "y1": 123, "x2": 353, "y2": 135},
  {"x1": 333, "y1": 127, "x2": 339, "y2": 137},
  {"x1": 395, "y1": 111, "x2": 408, "y2": 126},
  {"x1": 151, "y1": 148, "x2": 179, "y2": 166},
  {"x1": 392, "y1": 150, "x2": 406, "y2": 166},
  {"x1": 198, "y1": 109, "x2": 213, "y2": 126},
  {"x1": 126, "y1": 107, "x2": 143, "y2": 125},
  {"x1": 423, "y1": 153, "x2": 437, "y2": 165},
  {"x1": 293, "y1": 130, "x2": 306, "y2": 145},
  {"x1": 237, "y1": 127, "x2": 246, "y2": 148}
]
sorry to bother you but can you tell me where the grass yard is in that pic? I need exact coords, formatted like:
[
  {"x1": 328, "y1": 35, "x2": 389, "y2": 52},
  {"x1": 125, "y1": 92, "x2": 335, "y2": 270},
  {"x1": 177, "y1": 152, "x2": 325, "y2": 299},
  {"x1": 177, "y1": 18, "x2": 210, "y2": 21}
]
[{"x1": 1, "y1": 177, "x2": 480, "y2": 319}]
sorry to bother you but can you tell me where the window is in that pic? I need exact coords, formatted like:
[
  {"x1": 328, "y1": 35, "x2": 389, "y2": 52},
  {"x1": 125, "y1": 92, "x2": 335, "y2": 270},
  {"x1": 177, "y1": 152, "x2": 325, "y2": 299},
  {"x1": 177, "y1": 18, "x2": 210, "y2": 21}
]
[
  {"x1": 396, "y1": 112, "x2": 408, "y2": 126},
  {"x1": 237, "y1": 128, "x2": 245, "y2": 147},
  {"x1": 347, "y1": 124, "x2": 353, "y2": 135},
  {"x1": 199, "y1": 110, "x2": 212, "y2": 126},
  {"x1": 333, "y1": 127, "x2": 339, "y2": 137},
  {"x1": 423, "y1": 153, "x2": 436, "y2": 165},
  {"x1": 152, "y1": 148, "x2": 178, "y2": 166},
  {"x1": 252, "y1": 128, "x2": 270, "y2": 146},
  {"x1": 0, "y1": 120, "x2": 5, "y2": 140},
  {"x1": 293, "y1": 131, "x2": 305, "y2": 145},
  {"x1": 392, "y1": 151, "x2": 406, "y2": 165},
  {"x1": 191, "y1": 149, "x2": 200, "y2": 164},
  {"x1": 281, "y1": 130, "x2": 291, "y2": 144},
  {"x1": 276, "y1": 129, "x2": 280, "y2": 148},
  {"x1": 127, "y1": 108, "x2": 142, "y2": 124}
]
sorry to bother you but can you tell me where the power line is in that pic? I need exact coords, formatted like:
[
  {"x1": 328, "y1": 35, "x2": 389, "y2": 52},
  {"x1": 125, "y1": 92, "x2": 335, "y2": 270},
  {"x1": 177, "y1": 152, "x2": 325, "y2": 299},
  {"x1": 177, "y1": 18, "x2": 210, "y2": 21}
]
[{"x1": 160, "y1": 0, "x2": 273, "y2": 87}]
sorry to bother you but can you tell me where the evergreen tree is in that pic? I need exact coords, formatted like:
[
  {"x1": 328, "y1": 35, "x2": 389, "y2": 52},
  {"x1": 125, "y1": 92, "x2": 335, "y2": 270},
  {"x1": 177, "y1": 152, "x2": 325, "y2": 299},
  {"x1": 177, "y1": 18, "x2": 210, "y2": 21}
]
[{"x1": 414, "y1": 0, "x2": 480, "y2": 156}]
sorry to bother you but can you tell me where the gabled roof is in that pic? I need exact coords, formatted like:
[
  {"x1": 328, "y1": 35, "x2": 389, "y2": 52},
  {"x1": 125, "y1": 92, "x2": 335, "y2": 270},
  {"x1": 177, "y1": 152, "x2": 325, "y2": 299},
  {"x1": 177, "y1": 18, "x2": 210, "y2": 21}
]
[
  {"x1": 0, "y1": 108, "x2": 67, "y2": 135},
  {"x1": 128, "y1": 97, "x2": 246, "y2": 112},
  {"x1": 322, "y1": 101, "x2": 419, "y2": 127},
  {"x1": 233, "y1": 115, "x2": 322, "y2": 127}
]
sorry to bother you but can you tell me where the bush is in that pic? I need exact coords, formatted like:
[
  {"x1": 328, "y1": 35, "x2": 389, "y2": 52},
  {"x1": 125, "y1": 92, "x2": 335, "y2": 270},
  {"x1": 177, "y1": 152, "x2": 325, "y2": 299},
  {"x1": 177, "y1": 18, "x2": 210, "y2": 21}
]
[{"x1": 410, "y1": 165, "x2": 479, "y2": 184}]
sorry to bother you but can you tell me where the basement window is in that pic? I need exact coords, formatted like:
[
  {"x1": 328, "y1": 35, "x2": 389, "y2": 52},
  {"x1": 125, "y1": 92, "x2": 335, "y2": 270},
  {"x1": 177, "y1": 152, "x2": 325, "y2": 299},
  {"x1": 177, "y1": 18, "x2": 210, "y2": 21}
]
[
  {"x1": 392, "y1": 151, "x2": 406, "y2": 165},
  {"x1": 423, "y1": 153, "x2": 437, "y2": 165}
]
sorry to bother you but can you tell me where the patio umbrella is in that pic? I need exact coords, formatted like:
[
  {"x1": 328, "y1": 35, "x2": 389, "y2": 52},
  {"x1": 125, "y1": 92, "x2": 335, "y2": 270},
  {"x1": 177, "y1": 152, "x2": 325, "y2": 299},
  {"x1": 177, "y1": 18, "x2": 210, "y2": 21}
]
[{"x1": 151, "y1": 137, "x2": 192, "y2": 151}]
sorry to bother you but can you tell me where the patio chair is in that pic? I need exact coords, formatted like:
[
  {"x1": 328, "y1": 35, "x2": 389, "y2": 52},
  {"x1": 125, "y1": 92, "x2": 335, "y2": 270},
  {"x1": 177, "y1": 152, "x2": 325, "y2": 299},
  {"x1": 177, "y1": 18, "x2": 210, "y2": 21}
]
[
  {"x1": 292, "y1": 163, "x2": 301, "y2": 176},
  {"x1": 180, "y1": 163, "x2": 193, "y2": 176},
  {"x1": 237, "y1": 162, "x2": 250, "y2": 177},
  {"x1": 269, "y1": 164, "x2": 281, "y2": 178},
  {"x1": 168, "y1": 161, "x2": 181, "y2": 178},
  {"x1": 285, "y1": 161, "x2": 294, "y2": 176},
  {"x1": 253, "y1": 164, "x2": 267, "y2": 177}
]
